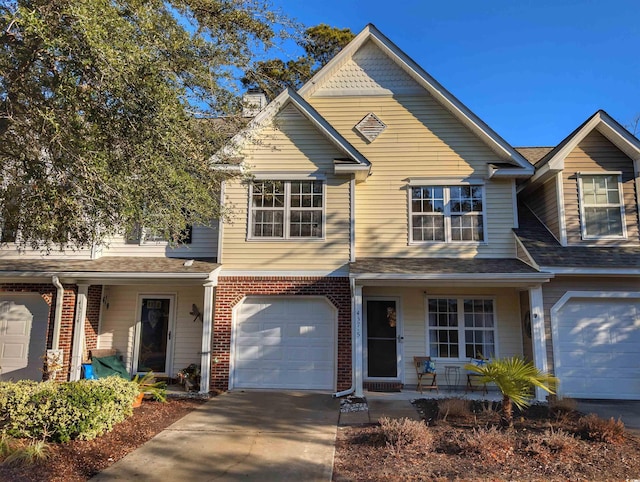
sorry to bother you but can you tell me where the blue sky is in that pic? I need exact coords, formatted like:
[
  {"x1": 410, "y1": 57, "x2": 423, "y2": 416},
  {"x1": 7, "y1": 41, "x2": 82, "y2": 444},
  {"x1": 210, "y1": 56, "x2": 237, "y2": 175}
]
[{"x1": 269, "y1": 0, "x2": 639, "y2": 147}]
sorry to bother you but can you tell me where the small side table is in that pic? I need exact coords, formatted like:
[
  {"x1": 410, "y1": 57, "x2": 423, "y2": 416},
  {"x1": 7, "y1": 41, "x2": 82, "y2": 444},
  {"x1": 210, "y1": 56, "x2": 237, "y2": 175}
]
[{"x1": 444, "y1": 365, "x2": 460, "y2": 391}]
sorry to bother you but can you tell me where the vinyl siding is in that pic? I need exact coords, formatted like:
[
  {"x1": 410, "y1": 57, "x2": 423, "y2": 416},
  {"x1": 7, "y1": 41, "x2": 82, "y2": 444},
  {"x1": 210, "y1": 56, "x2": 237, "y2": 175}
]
[
  {"x1": 563, "y1": 130, "x2": 639, "y2": 246},
  {"x1": 220, "y1": 104, "x2": 351, "y2": 272},
  {"x1": 540, "y1": 276, "x2": 640, "y2": 374},
  {"x1": 309, "y1": 95, "x2": 517, "y2": 258},
  {"x1": 100, "y1": 224, "x2": 219, "y2": 259},
  {"x1": 363, "y1": 286, "x2": 523, "y2": 387},
  {"x1": 97, "y1": 284, "x2": 206, "y2": 376},
  {"x1": 526, "y1": 177, "x2": 560, "y2": 241}
]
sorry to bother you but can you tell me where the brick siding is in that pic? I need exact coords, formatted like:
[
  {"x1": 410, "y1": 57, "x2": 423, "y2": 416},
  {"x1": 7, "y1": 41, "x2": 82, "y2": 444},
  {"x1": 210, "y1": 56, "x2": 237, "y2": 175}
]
[
  {"x1": 211, "y1": 277, "x2": 352, "y2": 392},
  {"x1": 85, "y1": 285, "x2": 103, "y2": 353}
]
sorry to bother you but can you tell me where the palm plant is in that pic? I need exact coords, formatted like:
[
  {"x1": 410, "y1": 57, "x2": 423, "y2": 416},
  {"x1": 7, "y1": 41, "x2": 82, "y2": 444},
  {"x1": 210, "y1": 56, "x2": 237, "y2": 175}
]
[{"x1": 464, "y1": 356, "x2": 557, "y2": 428}]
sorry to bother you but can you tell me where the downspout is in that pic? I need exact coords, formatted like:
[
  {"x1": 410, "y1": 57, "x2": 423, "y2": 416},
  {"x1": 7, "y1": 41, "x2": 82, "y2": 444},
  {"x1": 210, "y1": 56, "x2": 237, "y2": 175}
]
[
  {"x1": 51, "y1": 276, "x2": 64, "y2": 350},
  {"x1": 333, "y1": 277, "x2": 357, "y2": 398}
]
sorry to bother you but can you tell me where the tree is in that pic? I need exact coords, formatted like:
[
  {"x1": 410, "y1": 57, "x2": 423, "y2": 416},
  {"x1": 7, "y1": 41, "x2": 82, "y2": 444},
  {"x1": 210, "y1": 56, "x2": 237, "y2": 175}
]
[
  {"x1": 242, "y1": 23, "x2": 354, "y2": 100},
  {"x1": 0, "y1": 0, "x2": 288, "y2": 250},
  {"x1": 464, "y1": 357, "x2": 557, "y2": 428}
]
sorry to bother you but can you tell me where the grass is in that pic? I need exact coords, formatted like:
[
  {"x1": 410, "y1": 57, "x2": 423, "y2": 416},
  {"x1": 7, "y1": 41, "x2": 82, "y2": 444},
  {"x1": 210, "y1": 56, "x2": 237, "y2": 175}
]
[{"x1": 1, "y1": 440, "x2": 50, "y2": 467}]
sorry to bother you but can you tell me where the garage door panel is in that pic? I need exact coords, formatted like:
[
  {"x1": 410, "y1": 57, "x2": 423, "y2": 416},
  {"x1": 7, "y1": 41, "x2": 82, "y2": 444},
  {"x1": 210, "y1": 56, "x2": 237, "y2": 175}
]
[
  {"x1": 555, "y1": 297, "x2": 640, "y2": 400},
  {"x1": 234, "y1": 297, "x2": 335, "y2": 390}
]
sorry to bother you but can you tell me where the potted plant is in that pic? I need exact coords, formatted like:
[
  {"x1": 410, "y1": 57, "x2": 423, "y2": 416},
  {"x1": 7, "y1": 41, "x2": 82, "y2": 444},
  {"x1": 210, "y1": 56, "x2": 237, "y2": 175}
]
[
  {"x1": 177, "y1": 364, "x2": 201, "y2": 392},
  {"x1": 132, "y1": 371, "x2": 167, "y2": 407}
]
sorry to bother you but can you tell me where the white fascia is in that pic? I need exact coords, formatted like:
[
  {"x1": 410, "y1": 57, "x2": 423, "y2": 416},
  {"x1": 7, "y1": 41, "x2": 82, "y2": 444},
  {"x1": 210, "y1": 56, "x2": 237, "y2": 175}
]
[
  {"x1": 538, "y1": 266, "x2": 640, "y2": 276},
  {"x1": 350, "y1": 272, "x2": 551, "y2": 281}
]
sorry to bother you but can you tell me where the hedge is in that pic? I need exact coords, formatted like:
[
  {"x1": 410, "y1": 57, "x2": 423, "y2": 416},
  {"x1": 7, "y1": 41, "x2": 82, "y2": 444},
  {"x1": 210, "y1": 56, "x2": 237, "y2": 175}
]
[{"x1": 0, "y1": 377, "x2": 139, "y2": 442}]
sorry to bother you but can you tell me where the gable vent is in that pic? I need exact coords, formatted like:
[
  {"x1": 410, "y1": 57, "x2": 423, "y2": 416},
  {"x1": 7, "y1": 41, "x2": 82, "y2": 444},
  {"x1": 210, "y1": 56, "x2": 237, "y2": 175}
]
[{"x1": 355, "y1": 112, "x2": 386, "y2": 142}]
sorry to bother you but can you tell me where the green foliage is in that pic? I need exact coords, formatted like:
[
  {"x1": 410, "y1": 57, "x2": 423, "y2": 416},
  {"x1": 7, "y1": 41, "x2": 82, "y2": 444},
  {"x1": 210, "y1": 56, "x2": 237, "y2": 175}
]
[
  {"x1": 132, "y1": 371, "x2": 167, "y2": 402},
  {"x1": 242, "y1": 23, "x2": 355, "y2": 99},
  {"x1": 464, "y1": 357, "x2": 557, "y2": 427},
  {"x1": 1, "y1": 440, "x2": 50, "y2": 467},
  {"x1": 0, "y1": 377, "x2": 139, "y2": 442},
  {"x1": 0, "y1": 0, "x2": 289, "y2": 249},
  {"x1": 0, "y1": 432, "x2": 15, "y2": 457}
]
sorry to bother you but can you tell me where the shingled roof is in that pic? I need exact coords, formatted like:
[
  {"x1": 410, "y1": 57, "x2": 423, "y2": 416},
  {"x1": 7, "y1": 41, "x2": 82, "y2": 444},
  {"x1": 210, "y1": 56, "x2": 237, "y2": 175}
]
[
  {"x1": 514, "y1": 204, "x2": 640, "y2": 269},
  {"x1": 514, "y1": 147, "x2": 554, "y2": 165},
  {"x1": 0, "y1": 257, "x2": 219, "y2": 277},
  {"x1": 350, "y1": 257, "x2": 543, "y2": 276}
]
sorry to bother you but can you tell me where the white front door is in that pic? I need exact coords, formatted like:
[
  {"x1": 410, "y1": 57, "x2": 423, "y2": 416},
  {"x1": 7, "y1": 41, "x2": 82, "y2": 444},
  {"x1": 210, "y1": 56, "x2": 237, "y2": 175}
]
[
  {"x1": 364, "y1": 298, "x2": 402, "y2": 380},
  {"x1": 135, "y1": 295, "x2": 175, "y2": 376},
  {"x1": 554, "y1": 297, "x2": 640, "y2": 399}
]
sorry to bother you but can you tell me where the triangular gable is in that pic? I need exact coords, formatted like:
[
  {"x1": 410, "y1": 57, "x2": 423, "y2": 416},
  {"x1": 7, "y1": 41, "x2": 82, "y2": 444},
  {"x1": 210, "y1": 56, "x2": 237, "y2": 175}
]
[
  {"x1": 529, "y1": 110, "x2": 640, "y2": 184},
  {"x1": 298, "y1": 24, "x2": 533, "y2": 175},
  {"x1": 214, "y1": 88, "x2": 371, "y2": 179}
]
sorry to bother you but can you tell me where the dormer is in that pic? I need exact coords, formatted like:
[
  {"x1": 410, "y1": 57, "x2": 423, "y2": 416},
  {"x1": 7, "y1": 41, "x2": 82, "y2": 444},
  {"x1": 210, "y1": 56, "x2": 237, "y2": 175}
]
[{"x1": 519, "y1": 111, "x2": 640, "y2": 247}]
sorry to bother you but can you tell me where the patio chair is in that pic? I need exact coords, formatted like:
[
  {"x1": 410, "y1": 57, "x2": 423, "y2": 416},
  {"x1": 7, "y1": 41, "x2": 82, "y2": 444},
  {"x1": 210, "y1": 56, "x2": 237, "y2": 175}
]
[{"x1": 414, "y1": 356, "x2": 438, "y2": 394}]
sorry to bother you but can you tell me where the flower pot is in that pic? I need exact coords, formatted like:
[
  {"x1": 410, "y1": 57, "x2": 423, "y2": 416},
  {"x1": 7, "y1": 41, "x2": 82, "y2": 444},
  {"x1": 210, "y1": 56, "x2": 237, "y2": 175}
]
[{"x1": 133, "y1": 393, "x2": 144, "y2": 408}]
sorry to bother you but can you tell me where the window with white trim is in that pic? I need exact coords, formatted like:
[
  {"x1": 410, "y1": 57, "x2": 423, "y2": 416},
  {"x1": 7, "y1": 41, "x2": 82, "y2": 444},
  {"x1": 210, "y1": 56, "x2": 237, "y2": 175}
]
[
  {"x1": 578, "y1": 174, "x2": 625, "y2": 239},
  {"x1": 410, "y1": 185, "x2": 484, "y2": 243},
  {"x1": 250, "y1": 180, "x2": 323, "y2": 238},
  {"x1": 427, "y1": 298, "x2": 496, "y2": 359}
]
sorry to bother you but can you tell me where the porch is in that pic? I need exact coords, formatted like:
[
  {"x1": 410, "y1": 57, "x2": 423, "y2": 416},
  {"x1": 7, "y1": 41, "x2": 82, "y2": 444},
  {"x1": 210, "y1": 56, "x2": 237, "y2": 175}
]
[{"x1": 349, "y1": 257, "x2": 553, "y2": 401}]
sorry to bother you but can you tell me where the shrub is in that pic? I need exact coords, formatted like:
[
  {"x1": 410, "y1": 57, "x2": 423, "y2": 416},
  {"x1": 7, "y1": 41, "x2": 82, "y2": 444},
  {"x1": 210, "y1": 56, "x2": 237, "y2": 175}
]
[
  {"x1": 577, "y1": 413, "x2": 625, "y2": 444},
  {"x1": 455, "y1": 426, "x2": 515, "y2": 463},
  {"x1": 377, "y1": 417, "x2": 433, "y2": 454},
  {"x1": 1, "y1": 440, "x2": 50, "y2": 467},
  {"x1": 549, "y1": 396, "x2": 577, "y2": 414},
  {"x1": 541, "y1": 427, "x2": 579, "y2": 454},
  {"x1": 0, "y1": 376, "x2": 139, "y2": 442},
  {"x1": 438, "y1": 398, "x2": 471, "y2": 421}
]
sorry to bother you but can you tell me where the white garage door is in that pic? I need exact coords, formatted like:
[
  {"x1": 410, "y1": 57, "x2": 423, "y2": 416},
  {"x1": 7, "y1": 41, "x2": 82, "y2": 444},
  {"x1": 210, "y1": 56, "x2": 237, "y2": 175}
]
[
  {"x1": 233, "y1": 297, "x2": 335, "y2": 390},
  {"x1": 0, "y1": 294, "x2": 49, "y2": 381},
  {"x1": 554, "y1": 297, "x2": 640, "y2": 399}
]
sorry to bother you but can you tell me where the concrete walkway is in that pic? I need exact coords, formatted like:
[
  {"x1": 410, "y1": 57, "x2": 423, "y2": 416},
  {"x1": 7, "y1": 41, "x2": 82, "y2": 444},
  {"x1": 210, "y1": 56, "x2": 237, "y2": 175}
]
[{"x1": 92, "y1": 391, "x2": 339, "y2": 482}]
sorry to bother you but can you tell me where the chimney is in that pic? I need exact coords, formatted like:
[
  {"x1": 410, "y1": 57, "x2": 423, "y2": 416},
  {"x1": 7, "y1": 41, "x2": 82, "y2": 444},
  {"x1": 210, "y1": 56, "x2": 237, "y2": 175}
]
[{"x1": 242, "y1": 89, "x2": 267, "y2": 117}]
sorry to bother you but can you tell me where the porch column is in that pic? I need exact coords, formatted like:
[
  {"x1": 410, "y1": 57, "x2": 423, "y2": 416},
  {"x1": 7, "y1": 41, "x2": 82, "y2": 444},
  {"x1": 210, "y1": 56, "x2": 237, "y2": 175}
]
[
  {"x1": 528, "y1": 285, "x2": 548, "y2": 401},
  {"x1": 199, "y1": 281, "x2": 215, "y2": 395},
  {"x1": 70, "y1": 284, "x2": 89, "y2": 381},
  {"x1": 353, "y1": 283, "x2": 364, "y2": 397}
]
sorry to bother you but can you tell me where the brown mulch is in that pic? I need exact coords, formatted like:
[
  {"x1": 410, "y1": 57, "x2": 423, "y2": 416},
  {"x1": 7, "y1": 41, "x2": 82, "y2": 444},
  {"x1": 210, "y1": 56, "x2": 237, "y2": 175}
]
[
  {"x1": 0, "y1": 398, "x2": 207, "y2": 482},
  {"x1": 333, "y1": 399, "x2": 640, "y2": 481}
]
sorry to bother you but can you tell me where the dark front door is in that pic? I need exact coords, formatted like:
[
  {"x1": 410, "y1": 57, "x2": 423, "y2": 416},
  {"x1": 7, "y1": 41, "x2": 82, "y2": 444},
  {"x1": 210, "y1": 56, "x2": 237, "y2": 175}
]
[{"x1": 366, "y1": 299, "x2": 398, "y2": 378}]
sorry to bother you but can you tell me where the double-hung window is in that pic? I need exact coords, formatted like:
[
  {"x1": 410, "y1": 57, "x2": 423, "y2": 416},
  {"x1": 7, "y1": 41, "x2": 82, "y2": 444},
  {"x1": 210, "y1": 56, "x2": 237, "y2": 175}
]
[
  {"x1": 250, "y1": 180, "x2": 323, "y2": 239},
  {"x1": 410, "y1": 184, "x2": 484, "y2": 243},
  {"x1": 427, "y1": 298, "x2": 496, "y2": 360},
  {"x1": 578, "y1": 174, "x2": 625, "y2": 239}
]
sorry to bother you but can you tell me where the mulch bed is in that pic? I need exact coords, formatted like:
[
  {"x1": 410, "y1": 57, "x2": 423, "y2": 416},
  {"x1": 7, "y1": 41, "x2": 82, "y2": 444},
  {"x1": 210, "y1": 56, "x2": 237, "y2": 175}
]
[
  {"x1": 333, "y1": 399, "x2": 640, "y2": 481},
  {"x1": 0, "y1": 398, "x2": 206, "y2": 482}
]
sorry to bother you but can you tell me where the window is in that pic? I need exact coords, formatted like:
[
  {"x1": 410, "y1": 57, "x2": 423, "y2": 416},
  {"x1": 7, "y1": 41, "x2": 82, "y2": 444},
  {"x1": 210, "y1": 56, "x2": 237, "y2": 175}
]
[
  {"x1": 427, "y1": 298, "x2": 496, "y2": 359},
  {"x1": 125, "y1": 223, "x2": 192, "y2": 245},
  {"x1": 410, "y1": 185, "x2": 484, "y2": 243},
  {"x1": 250, "y1": 180, "x2": 323, "y2": 239},
  {"x1": 578, "y1": 174, "x2": 625, "y2": 239}
]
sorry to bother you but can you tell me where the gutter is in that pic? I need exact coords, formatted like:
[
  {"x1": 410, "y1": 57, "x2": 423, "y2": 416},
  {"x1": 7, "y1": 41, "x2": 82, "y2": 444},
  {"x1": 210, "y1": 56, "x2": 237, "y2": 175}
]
[{"x1": 51, "y1": 276, "x2": 64, "y2": 350}]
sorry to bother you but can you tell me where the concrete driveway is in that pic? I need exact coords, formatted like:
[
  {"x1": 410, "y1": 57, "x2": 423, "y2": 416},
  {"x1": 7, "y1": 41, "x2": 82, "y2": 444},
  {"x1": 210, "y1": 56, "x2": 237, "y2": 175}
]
[
  {"x1": 576, "y1": 400, "x2": 640, "y2": 436},
  {"x1": 92, "y1": 391, "x2": 339, "y2": 481}
]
